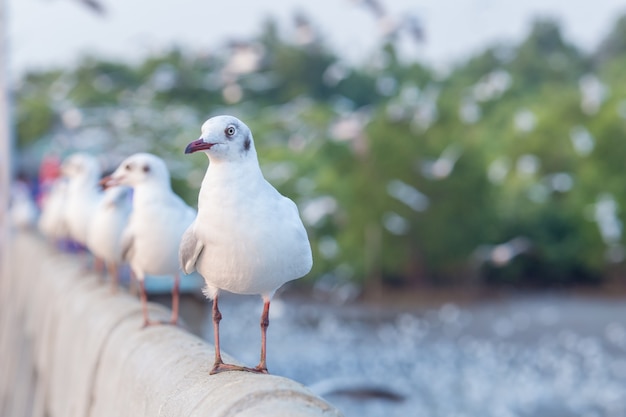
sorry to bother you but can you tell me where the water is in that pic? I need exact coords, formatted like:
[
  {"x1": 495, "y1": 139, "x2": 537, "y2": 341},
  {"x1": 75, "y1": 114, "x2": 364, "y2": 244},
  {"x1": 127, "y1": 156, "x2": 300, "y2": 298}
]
[{"x1": 165, "y1": 292, "x2": 626, "y2": 417}]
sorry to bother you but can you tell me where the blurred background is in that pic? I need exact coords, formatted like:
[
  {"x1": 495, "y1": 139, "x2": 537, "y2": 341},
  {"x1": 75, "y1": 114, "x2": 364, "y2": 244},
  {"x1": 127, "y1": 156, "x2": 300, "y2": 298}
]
[{"x1": 5, "y1": 0, "x2": 626, "y2": 416}]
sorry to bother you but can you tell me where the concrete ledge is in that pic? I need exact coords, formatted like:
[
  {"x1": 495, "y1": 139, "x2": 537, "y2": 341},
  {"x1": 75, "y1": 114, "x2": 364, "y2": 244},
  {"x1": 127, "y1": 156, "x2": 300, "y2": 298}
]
[{"x1": 1, "y1": 232, "x2": 342, "y2": 417}]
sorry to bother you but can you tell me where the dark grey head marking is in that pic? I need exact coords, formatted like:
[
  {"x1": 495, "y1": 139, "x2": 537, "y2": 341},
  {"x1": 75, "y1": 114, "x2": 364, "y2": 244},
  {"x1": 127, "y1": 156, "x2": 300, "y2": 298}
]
[
  {"x1": 223, "y1": 119, "x2": 251, "y2": 153},
  {"x1": 143, "y1": 164, "x2": 150, "y2": 173}
]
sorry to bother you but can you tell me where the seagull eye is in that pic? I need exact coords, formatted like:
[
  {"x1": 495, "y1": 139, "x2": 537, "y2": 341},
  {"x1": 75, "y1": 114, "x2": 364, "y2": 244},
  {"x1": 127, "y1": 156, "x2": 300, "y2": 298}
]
[
  {"x1": 225, "y1": 126, "x2": 236, "y2": 137},
  {"x1": 125, "y1": 163, "x2": 131, "y2": 171},
  {"x1": 143, "y1": 165, "x2": 150, "y2": 173}
]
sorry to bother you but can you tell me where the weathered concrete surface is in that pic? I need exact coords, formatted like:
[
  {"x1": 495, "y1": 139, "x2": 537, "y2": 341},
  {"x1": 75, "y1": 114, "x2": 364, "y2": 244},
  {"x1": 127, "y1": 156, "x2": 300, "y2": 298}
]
[{"x1": 0, "y1": 232, "x2": 342, "y2": 417}]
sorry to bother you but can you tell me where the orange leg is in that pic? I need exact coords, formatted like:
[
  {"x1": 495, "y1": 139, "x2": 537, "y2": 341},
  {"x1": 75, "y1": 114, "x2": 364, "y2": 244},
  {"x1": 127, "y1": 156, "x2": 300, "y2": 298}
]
[
  {"x1": 138, "y1": 279, "x2": 157, "y2": 327},
  {"x1": 209, "y1": 295, "x2": 247, "y2": 374},
  {"x1": 254, "y1": 299, "x2": 270, "y2": 374},
  {"x1": 94, "y1": 257, "x2": 105, "y2": 276},
  {"x1": 107, "y1": 262, "x2": 119, "y2": 293}
]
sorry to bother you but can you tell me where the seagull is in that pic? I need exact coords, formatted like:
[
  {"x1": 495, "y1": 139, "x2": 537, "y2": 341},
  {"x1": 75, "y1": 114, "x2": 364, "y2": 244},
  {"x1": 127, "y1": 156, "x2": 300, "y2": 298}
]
[
  {"x1": 62, "y1": 153, "x2": 106, "y2": 269},
  {"x1": 86, "y1": 185, "x2": 132, "y2": 292},
  {"x1": 62, "y1": 153, "x2": 103, "y2": 247},
  {"x1": 38, "y1": 178, "x2": 70, "y2": 245},
  {"x1": 103, "y1": 153, "x2": 196, "y2": 327},
  {"x1": 10, "y1": 180, "x2": 39, "y2": 230},
  {"x1": 180, "y1": 115, "x2": 313, "y2": 374}
]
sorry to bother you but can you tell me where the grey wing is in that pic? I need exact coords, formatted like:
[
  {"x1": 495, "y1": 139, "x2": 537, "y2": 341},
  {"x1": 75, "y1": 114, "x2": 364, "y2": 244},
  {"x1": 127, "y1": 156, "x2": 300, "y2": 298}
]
[{"x1": 179, "y1": 221, "x2": 204, "y2": 274}]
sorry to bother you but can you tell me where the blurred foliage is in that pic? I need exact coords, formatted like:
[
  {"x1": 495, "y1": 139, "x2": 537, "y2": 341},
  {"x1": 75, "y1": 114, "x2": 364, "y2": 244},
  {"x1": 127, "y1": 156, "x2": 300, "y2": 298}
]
[{"x1": 13, "y1": 15, "x2": 626, "y2": 291}]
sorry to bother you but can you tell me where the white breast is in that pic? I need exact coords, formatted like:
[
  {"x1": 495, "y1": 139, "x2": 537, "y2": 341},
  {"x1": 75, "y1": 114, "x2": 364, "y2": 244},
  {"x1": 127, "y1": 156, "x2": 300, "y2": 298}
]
[{"x1": 194, "y1": 170, "x2": 312, "y2": 295}]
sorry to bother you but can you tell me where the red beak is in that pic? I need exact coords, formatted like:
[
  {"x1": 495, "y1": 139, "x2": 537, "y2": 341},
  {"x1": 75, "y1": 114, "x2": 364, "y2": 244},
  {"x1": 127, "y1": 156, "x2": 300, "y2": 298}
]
[
  {"x1": 185, "y1": 138, "x2": 214, "y2": 154},
  {"x1": 99, "y1": 175, "x2": 119, "y2": 189}
]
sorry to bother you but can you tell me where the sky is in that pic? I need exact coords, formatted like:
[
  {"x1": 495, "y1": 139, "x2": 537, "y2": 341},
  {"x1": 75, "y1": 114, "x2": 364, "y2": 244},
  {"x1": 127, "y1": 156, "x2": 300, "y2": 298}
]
[{"x1": 5, "y1": 0, "x2": 626, "y2": 76}]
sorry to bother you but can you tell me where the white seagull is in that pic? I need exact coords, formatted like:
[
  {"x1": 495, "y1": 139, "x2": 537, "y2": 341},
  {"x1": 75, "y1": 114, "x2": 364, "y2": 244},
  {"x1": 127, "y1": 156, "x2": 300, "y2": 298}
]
[
  {"x1": 10, "y1": 181, "x2": 38, "y2": 230},
  {"x1": 180, "y1": 115, "x2": 313, "y2": 374},
  {"x1": 86, "y1": 185, "x2": 133, "y2": 292},
  {"x1": 104, "y1": 153, "x2": 196, "y2": 327},
  {"x1": 62, "y1": 153, "x2": 103, "y2": 248},
  {"x1": 38, "y1": 178, "x2": 70, "y2": 244}
]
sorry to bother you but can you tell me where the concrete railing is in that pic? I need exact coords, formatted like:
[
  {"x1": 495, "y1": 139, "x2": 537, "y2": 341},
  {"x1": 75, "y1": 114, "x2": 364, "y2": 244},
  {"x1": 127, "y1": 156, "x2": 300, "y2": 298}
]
[{"x1": 0, "y1": 232, "x2": 342, "y2": 417}]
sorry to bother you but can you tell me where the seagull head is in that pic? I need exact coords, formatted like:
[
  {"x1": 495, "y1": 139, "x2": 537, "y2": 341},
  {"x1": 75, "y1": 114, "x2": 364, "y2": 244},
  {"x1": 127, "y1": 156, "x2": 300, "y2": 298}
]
[
  {"x1": 102, "y1": 153, "x2": 171, "y2": 189},
  {"x1": 61, "y1": 153, "x2": 101, "y2": 184},
  {"x1": 185, "y1": 115, "x2": 255, "y2": 161}
]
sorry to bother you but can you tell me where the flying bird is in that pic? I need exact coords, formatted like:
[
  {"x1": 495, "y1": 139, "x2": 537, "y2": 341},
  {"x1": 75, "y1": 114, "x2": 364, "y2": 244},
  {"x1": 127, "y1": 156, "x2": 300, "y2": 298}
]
[
  {"x1": 104, "y1": 153, "x2": 196, "y2": 327},
  {"x1": 180, "y1": 115, "x2": 313, "y2": 374}
]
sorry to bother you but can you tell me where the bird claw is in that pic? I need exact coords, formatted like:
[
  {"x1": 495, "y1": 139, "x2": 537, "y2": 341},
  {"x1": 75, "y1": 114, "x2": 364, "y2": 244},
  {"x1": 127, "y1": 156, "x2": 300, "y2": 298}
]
[
  {"x1": 141, "y1": 319, "x2": 178, "y2": 328},
  {"x1": 249, "y1": 366, "x2": 269, "y2": 374},
  {"x1": 209, "y1": 361, "x2": 269, "y2": 375},
  {"x1": 210, "y1": 362, "x2": 249, "y2": 374},
  {"x1": 141, "y1": 320, "x2": 160, "y2": 328}
]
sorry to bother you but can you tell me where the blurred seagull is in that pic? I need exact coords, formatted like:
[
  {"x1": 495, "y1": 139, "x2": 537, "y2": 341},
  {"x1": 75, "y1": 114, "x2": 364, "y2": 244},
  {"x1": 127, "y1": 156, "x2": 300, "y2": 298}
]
[
  {"x1": 180, "y1": 115, "x2": 313, "y2": 374},
  {"x1": 473, "y1": 237, "x2": 532, "y2": 267},
  {"x1": 103, "y1": 153, "x2": 196, "y2": 326},
  {"x1": 86, "y1": 185, "x2": 132, "y2": 292},
  {"x1": 38, "y1": 179, "x2": 69, "y2": 244},
  {"x1": 420, "y1": 144, "x2": 463, "y2": 180},
  {"x1": 62, "y1": 153, "x2": 104, "y2": 251},
  {"x1": 10, "y1": 180, "x2": 38, "y2": 230}
]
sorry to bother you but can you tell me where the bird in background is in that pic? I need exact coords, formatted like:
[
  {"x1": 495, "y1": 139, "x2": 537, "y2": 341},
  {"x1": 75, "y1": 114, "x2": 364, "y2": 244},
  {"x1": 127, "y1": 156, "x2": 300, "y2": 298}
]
[
  {"x1": 10, "y1": 180, "x2": 39, "y2": 231},
  {"x1": 103, "y1": 153, "x2": 196, "y2": 327},
  {"x1": 61, "y1": 153, "x2": 106, "y2": 270},
  {"x1": 42, "y1": 153, "x2": 129, "y2": 291},
  {"x1": 86, "y1": 184, "x2": 133, "y2": 292},
  {"x1": 38, "y1": 178, "x2": 70, "y2": 245},
  {"x1": 180, "y1": 115, "x2": 313, "y2": 374}
]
